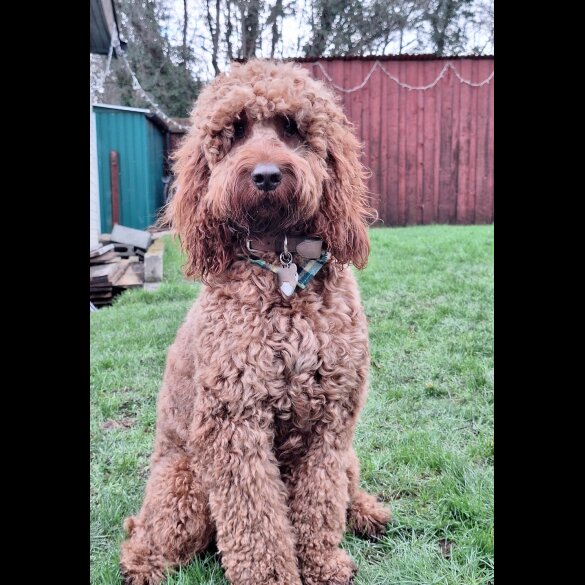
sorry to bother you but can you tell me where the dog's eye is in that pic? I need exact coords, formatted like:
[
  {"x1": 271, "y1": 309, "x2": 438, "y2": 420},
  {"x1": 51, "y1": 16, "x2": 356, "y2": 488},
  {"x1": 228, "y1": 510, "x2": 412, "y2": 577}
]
[
  {"x1": 284, "y1": 118, "x2": 298, "y2": 137},
  {"x1": 234, "y1": 119, "x2": 246, "y2": 139}
]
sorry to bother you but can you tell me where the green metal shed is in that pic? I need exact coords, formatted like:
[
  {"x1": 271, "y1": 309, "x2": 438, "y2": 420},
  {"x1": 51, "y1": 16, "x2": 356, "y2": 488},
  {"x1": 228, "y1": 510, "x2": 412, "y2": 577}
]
[{"x1": 94, "y1": 104, "x2": 166, "y2": 233}]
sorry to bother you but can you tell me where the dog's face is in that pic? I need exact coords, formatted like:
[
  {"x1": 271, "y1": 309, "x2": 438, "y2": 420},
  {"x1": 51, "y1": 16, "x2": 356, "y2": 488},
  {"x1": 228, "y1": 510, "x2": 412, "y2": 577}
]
[
  {"x1": 205, "y1": 108, "x2": 327, "y2": 235},
  {"x1": 168, "y1": 60, "x2": 375, "y2": 279}
]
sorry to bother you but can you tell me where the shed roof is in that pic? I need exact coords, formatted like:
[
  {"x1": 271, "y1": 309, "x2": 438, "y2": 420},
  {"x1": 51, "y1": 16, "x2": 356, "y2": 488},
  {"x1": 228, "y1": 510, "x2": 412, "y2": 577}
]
[
  {"x1": 93, "y1": 104, "x2": 151, "y2": 114},
  {"x1": 234, "y1": 54, "x2": 494, "y2": 64},
  {"x1": 90, "y1": 0, "x2": 120, "y2": 54}
]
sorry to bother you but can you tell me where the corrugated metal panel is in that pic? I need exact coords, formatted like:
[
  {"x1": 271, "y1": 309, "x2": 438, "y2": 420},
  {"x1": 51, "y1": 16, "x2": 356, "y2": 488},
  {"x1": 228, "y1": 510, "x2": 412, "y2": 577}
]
[
  {"x1": 146, "y1": 118, "x2": 165, "y2": 222},
  {"x1": 94, "y1": 106, "x2": 165, "y2": 232},
  {"x1": 301, "y1": 57, "x2": 494, "y2": 226}
]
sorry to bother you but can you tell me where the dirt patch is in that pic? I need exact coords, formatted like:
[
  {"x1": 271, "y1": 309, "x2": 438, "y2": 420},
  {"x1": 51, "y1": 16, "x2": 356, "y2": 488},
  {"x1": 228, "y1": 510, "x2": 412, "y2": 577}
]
[
  {"x1": 387, "y1": 488, "x2": 419, "y2": 501},
  {"x1": 102, "y1": 417, "x2": 135, "y2": 430},
  {"x1": 438, "y1": 538, "x2": 454, "y2": 559}
]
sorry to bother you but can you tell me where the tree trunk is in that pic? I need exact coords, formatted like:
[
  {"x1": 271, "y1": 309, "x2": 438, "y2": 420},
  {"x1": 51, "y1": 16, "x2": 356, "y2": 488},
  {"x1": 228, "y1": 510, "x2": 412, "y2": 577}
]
[
  {"x1": 226, "y1": 0, "x2": 234, "y2": 61},
  {"x1": 182, "y1": 0, "x2": 189, "y2": 67},
  {"x1": 206, "y1": 0, "x2": 221, "y2": 75},
  {"x1": 269, "y1": 0, "x2": 283, "y2": 59},
  {"x1": 240, "y1": 0, "x2": 260, "y2": 59}
]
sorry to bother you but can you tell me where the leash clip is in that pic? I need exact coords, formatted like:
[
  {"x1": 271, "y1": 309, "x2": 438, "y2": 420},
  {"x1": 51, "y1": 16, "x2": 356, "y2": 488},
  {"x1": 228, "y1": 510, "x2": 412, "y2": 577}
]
[{"x1": 279, "y1": 234, "x2": 293, "y2": 266}]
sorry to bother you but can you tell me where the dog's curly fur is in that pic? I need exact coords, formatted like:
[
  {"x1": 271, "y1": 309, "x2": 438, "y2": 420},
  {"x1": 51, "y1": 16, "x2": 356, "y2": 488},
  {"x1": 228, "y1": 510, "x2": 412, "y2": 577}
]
[{"x1": 120, "y1": 59, "x2": 390, "y2": 585}]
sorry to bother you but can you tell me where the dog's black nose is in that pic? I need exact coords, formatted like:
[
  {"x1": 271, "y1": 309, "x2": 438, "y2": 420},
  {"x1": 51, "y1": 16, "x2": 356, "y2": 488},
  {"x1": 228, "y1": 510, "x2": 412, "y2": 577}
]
[{"x1": 251, "y1": 163, "x2": 282, "y2": 191}]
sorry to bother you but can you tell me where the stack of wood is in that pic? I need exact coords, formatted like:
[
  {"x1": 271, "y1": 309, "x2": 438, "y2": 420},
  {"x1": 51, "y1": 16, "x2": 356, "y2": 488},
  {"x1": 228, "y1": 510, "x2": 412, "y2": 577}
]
[{"x1": 90, "y1": 225, "x2": 152, "y2": 307}]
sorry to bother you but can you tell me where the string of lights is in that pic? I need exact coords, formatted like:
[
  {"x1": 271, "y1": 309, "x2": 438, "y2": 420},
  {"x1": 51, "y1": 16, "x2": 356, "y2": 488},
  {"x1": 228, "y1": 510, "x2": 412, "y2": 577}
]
[
  {"x1": 96, "y1": 23, "x2": 190, "y2": 132},
  {"x1": 118, "y1": 51, "x2": 190, "y2": 131},
  {"x1": 97, "y1": 25, "x2": 116, "y2": 95},
  {"x1": 312, "y1": 60, "x2": 494, "y2": 93}
]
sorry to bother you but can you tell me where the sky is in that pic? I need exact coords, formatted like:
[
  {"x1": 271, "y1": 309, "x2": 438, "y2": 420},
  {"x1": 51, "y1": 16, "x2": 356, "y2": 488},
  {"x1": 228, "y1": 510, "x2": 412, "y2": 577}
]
[{"x1": 163, "y1": 0, "x2": 493, "y2": 81}]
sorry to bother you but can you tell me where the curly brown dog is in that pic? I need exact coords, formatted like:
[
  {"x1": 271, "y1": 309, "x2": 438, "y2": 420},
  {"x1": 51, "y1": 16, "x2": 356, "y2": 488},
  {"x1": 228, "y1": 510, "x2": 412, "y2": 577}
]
[{"x1": 120, "y1": 59, "x2": 390, "y2": 585}]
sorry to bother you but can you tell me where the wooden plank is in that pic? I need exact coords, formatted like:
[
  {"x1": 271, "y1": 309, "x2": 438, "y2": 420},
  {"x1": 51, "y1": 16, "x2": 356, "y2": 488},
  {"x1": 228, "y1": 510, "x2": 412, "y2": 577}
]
[
  {"x1": 456, "y1": 59, "x2": 471, "y2": 223},
  {"x1": 416, "y1": 63, "x2": 425, "y2": 224},
  {"x1": 90, "y1": 263, "x2": 118, "y2": 280},
  {"x1": 361, "y1": 60, "x2": 372, "y2": 212},
  {"x1": 405, "y1": 62, "x2": 418, "y2": 224},
  {"x1": 110, "y1": 150, "x2": 120, "y2": 226},
  {"x1": 110, "y1": 224, "x2": 153, "y2": 250},
  {"x1": 486, "y1": 62, "x2": 494, "y2": 222},
  {"x1": 397, "y1": 61, "x2": 407, "y2": 225},
  {"x1": 422, "y1": 61, "x2": 436, "y2": 224},
  {"x1": 113, "y1": 263, "x2": 143, "y2": 287},
  {"x1": 475, "y1": 59, "x2": 491, "y2": 223},
  {"x1": 90, "y1": 259, "x2": 127, "y2": 284},
  {"x1": 350, "y1": 60, "x2": 362, "y2": 155},
  {"x1": 433, "y1": 62, "x2": 442, "y2": 222},
  {"x1": 378, "y1": 59, "x2": 389, "y2": 226},
  {"x1": 343, "y1": 59, "x2": 352, "y2": 123},
  {"x1": 467, "y1": 60, "x2": 479, "y2": 223},
  {"x1": 90, "y1": 290, "x2": 113, "y2": 299},
  {"x1": 450, "y1": 61, "x2": 461, "y2": 223},
  {"x1": 438, "y1": 64, "x2": 454, "y2": 223},
  {"x1": 90, "y1": 250, "x2": 121, "y2": 264},
  {"x1": 89, "y1": 243, "x2": 114, "y2": 258},
  {"x1": 387, "y1": 61, "x2": 400, "y2": 226},
  {"x1": 375, "y1": 61, "x2": 384, "y2": 221},
  {"x1": 91, "y1": 298, "x2": 115, "y2": 306}
]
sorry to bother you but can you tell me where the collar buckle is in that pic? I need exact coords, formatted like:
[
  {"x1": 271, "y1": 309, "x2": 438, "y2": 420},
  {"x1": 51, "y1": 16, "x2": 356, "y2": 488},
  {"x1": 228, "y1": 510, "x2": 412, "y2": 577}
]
[{"x1": 246, "y1": 238, "x2": 261, "y2": 254}]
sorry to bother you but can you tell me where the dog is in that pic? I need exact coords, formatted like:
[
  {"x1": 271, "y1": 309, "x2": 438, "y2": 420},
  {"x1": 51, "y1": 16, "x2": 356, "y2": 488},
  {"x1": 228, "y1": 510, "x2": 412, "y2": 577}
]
[{"x1": 120, "y1": 59, "x2": 390, "y2": 585}]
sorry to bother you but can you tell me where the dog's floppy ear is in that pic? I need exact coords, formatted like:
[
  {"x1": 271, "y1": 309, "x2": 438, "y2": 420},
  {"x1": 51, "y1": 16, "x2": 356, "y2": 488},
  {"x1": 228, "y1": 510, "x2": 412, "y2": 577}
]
[
  {"x1": 314, "y1": 119, "x2": 376, "y2": 269},
  {"x1": 163, "y1": 133, "x2": 234, "y2": 279}
]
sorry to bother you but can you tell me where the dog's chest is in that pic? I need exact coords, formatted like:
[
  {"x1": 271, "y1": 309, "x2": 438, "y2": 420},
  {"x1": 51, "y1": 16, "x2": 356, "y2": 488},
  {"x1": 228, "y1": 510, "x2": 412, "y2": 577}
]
[
  {"x1": 262, "y1": 305, "x2": 356, "y2": 429},
  {"x1": 265, "y1": 316, "x2": 323, "y2": 460},
  {"x1": 197, "y1": 269, "x2": 368, "y2": 428}
]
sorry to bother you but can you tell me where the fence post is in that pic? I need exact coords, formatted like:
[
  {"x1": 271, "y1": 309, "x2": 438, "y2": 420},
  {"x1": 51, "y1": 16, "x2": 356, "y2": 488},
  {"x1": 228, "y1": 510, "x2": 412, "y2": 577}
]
[{"x1": 110, "y1": 150, "x2": 120, "y2": 226}]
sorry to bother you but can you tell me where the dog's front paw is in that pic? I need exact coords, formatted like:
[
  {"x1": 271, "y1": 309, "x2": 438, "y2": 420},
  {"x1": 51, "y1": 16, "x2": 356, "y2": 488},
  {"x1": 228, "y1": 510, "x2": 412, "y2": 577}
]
[{"x1": 300, "y1": 548, "x2": 357, "y2": 585}]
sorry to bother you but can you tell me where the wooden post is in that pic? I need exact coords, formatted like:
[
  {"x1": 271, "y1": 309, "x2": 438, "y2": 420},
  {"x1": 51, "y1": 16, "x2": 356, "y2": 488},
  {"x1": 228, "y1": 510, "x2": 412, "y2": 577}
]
[{"x1": 110, "y1": 150, "x2": 120, "y2": 226}]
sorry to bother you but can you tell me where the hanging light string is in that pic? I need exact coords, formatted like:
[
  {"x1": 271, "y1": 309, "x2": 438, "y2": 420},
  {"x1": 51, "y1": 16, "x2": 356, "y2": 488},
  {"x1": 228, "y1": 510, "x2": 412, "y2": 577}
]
[
  {"x1": 311, "y1": 60, "x2": 494, "y2": 93},
  {"x1": 117, "y1": 50, "x2": 190, "y2": 131},
  {"x1": 97, "y1": 23, "x2": 190, "y2": 132},
  {"x1": 97, "y1": 23, "x2": 116, "y2": 95}
]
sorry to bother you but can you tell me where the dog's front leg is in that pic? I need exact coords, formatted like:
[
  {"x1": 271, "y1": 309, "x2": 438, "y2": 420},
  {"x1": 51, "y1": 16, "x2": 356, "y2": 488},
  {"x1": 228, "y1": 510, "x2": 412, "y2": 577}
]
[
  {"x1": 288, "y1": 425, "x2": 356, "y2": 585},
  {"x1": 194, "y1": 406, "x2": 302, "y2": 585}
]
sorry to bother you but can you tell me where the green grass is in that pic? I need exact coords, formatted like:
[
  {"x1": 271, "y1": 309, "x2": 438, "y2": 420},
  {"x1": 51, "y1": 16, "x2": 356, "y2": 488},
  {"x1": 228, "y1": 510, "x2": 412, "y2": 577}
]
[{"x1": 90, "y1": 226, "x2": 494, "y2": 585}]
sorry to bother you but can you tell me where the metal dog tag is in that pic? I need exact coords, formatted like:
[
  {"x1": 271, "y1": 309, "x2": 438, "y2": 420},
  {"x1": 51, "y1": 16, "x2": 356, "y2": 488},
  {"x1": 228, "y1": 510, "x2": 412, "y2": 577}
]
[{"x1": 277, "y1": 262, "x2": 298, "y2": 297}]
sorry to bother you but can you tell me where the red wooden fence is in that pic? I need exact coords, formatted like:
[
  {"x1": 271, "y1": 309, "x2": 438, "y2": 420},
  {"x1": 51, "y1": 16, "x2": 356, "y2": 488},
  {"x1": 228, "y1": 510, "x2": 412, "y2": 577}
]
[{"x1": 300, "y1": 56, "x2": 494, "y2": 226}]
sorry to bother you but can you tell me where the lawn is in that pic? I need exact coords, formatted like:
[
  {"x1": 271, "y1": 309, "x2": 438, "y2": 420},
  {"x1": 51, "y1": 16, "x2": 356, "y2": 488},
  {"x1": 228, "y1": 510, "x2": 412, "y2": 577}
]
[{"x1": 90, "y1": 225, "x2": 494, "y2": 585}]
